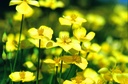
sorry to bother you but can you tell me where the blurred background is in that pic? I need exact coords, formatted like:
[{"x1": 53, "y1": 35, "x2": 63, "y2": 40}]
[
  {"x1": 0, "y1": 0, "x2": 127, "y2": 53},
  {"x1": 0, "y1": 0, "x2": 128, "y2": 83}
]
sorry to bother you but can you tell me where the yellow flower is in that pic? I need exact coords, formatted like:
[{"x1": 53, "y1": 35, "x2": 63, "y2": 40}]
[
  {"x1": 28, "y1": 25, "x2": 53, "y2": 39},
  {"x1": 28, "y1": 25, "x2": 54, "y2": 48},
  {"x1": 39, "y1": 0, "x2": 64, "y2": 10},
  {"x1": 82, "y1": 42, "x2": 101, "y2": 52},
  {"x1": 84, "y1": 68, "x2": 101, "y2": 83},
  {"x1": 9, "y1": 0, "x2": 39, "y2": 14},
  {"x1": 98, "y1": 67, "x2": 122, "y2": 82},
  {"x1": 56, "y1": 31, "x2": 81, "y2": 52},
  {"x1": 112, "y1": 50, "x2": 128, "y2": 63},
  {"x1": 61, "y1": 55, "x2": 88, "y2": 70},
  {"x1": 86, "y1": 14, "x2": 105, "y2": 31},
  {"x1": 43, "y1": 58, "x2": 61, "y2": 66},
  {"x1": 43, "y1": 58, "x2": 69, "y2": 73},
  {"x1": 9, "y1": 71, "x2": 35, "y2": 82},
  {"x1": 6, "y1": 33, "x2": 25, "y2": 52},
  {"x1": 23, "y1": 61, "x2": 36, "y2": 70},
  {"x1": 113, "y1": 73, "x2": 128, "y2": 84},
  {"x1": 63, "y1": 72, "x2": 95, "y2": 84},
  {"x1": 9, "y1": 0, "x2": 39, "y2": 6},
  {"x1": 59, "y1": 14, "x2": 87, "y2": 26},
  {"x1": 73, "y1": 27, "x2": 95, "y2": 42}
]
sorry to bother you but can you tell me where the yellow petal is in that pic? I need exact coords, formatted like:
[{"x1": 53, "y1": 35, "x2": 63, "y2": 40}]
[
  {"x1": 22, "y1": 71, "x2": 35, "y2": 82},
  {"x1": 9, "y1": 0, "x2": 22, "y2": 6},
  {"x1": 16, "y1": 1, "x2": 33, "y2": 14},
  {"x1": 90, "y1": 43, "x2": 101, "y2": 52},
  {"x1": 46, "y1": 41, "x2": 57, "y2": 48},
  {"x1": 84, "y1": 77, "x2": 95, "y2": 84},
  {"x1": 75, "y1": 57, "x2": 88, "y2": 70},
  {"x1": 71, "y1": 43, "x2": 81, "y2": 51},
  {"x1": 43, "y1": 59, "x2": 55, "y2": 64},
  {"x1": 63, "y1": 80, "x2": 73, "y2": 84},
  {"x1": 61, "y1": 56, "x2": 73, "y2": 63},
  {"x1": 9, "y1": 72, "x2": 21, "y2": 82},
  {"x1": 39, "y1": 25, "x2": 53, "y2": 39},
  {"x1": 56, "y1": 1, "x2": 64, "y2": 8},
  {"x1": 23, "y1": 61, "x2": 36, "y2": 70},
  {"x1": 28, "y1": 28, "x2": 38, "y2": 38},
  {"x1": 75, "y1": 17, "x2": 87, "y2": 23},
  {"x1": 27, "y1": 1, "x2": 40, "y2": 7},
  {"x1": 59, "y1": 17, "x2": 72, "y2": 25},
  {"x1": 59, "y1": 31, "x2": 70, "y2": 38},
  {"x1": 113, "y1": 73, "x2": 128, "y2": 83},
  {"x1": 82, "y1": 41, "x2": 91, "y2": 50},
  {"x1": 98, "y1": 67, "x2": 109, "y2": 73},
  {"x1": 73, "y1": 27, "x2": 86, "y2": 40},
  {"x1": 85, "y1": 32, "x2": 95, "y2": 41},
  {"x1": 84, "y1": 68, "x2": 100, "y2": 83}
]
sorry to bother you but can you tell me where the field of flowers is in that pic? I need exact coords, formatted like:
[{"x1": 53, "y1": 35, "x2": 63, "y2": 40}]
[{"x1": 0, "y1": 0, "x2": 128, "y2": 84}]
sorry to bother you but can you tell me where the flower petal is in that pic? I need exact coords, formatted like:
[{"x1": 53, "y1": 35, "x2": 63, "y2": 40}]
[
  {"x1": 9, "y1": 1, "x2": 22, "y2": 6},
  {"x1": 59, "y1": 17, "x2": 72, "y2": 25},
  {"x1": 16, "y1": 1, "x2": 33, "y2": 14},
  {"x1": 75, "y1": 57, "x2": 88, "y2": 70},
  {"x1": 27, "y1": 1, "x2": 40, "y2": 7}
]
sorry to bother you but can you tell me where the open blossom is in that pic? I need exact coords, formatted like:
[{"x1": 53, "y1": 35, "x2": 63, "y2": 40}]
[
  {"x1": 9, "y1": 71, "x2": 35, "y2": 82},
  {"x1": 61, "y1": 55, "x2": 88, "y2": 70},
  {"x1": 63, "y1": 71, "x2": 95, "y2": 84},
  {"x1": 6, "y1": 33, "x2": 25, "y2": 52},
  {"x1": 113, "y1": 73, "x2": 128, "y2": 83},
  {"x1": 28, "y1": 25, "x2": 53, "y2": 40},
  {"x1": 39, "y1": 0, "x2": 64, "y2": 10},
  {"x1": 82, "y1": 41, "x2": 101, "y2": 52},
  {"x1": 56, "y1": 31, "x2": 81, "y2": 52},
  {"x1": 73, "y1": 27, "x2": 95, "y2": 42},
  {"x1": 9, "y1": 0, "x2": 39, "y2": 14},
  {"x1": 59, "y1": 14, "x2": 87, "y2": 26},
  {"x1": 28, "y1": 25, "x2": 55, "y2": 48}
]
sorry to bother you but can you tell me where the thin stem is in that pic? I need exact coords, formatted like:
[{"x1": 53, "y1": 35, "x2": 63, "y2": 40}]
[
  {"x1": 59, "y1": 60, "x2": 63, "y2": 84},
  {"x1": 9, "y1": 59, "x2": 13, "y2": 84},
  {"x1": 36, "y1": 39, "x2": 41, "y2": 84},
  {"x1": 55, "y1": 66, "x2": 58, "y2": 84},
  {"x1": 50, "y1": 74, "x2": 54, "y2": 84},
  {"x1": 13, "y1": 14, "x2": 24, "y2": 71},
  {"x1": 69, "y1": 24, "x2": 73, "y2": 37},
  {"x1": 9, "y1": 59, "x2": 13, "y2": 72},
  {"x1": 64, "y1": 64, "x2": 73, "y2": 80}
]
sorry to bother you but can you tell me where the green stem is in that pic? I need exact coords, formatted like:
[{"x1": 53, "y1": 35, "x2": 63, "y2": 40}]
[
  {"x1": 59, "y1": 60, "x2": 63, "y2": 84},
  {"x1": 36, "y1": 39, "x2": 41, "y2": 84},
  {"x1": 70, "y1": 24, "x2": 73, "y2": 37},
  {"x1": 13, "y1": 14, "x2": 24, "y2": 71},
  {"x1": 9, "y1": 59, "x2": 13, "y2": 72},
  {"x1": 64, "y1": 64, "x2": 73, "y2": 80},
  {"x1": 10, "y1": 59, "x2": 13, "y2": 84},
  {"x1": 55, "y1": 66, "x2": 58, "y2": 84},
  {"x1": 50, "y1": 74, "x2": 54, "y2": 84}
]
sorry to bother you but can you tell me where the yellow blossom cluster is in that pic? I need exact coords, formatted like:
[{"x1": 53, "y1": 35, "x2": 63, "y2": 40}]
[{"x1": 3, "y1": 0, "x2": 127, "y2": 84}]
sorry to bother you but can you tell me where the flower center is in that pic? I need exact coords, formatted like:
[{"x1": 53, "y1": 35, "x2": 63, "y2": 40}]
[
  {"x1": 54, "y1": 58, "x2": 60, "y2": 66},
  {"x1": 62, "y1": 36, "x2": 71, "y2": 44},
  {"x1": 70, "y1": 14, "x2": 77, "y2": 22},
  {"x1": 48, "y1": 1, "x2": 54, "y2": 7},
  {"x1": 72, "y1": 55, "x2": 81, "y2": 63},
  {"x1": 72, "y1": 76, "x2": 85, "y2": 84},
  {"x1": 19, "y1": 71, "x2": 25, "y2": 79},
  {"x1": 38, "y1": 28, "x2": 44, "y2": 36}
]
